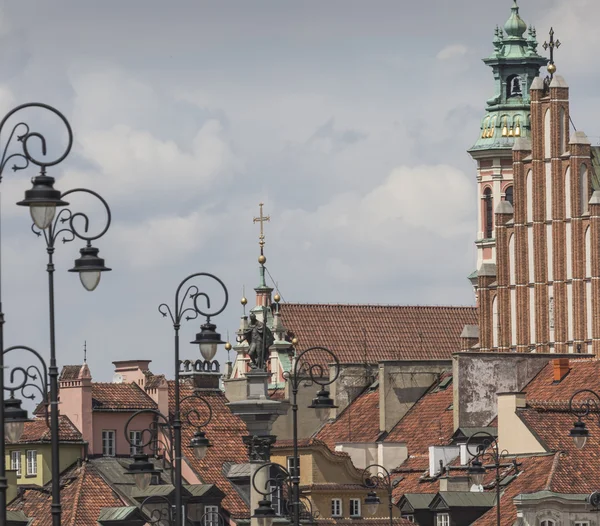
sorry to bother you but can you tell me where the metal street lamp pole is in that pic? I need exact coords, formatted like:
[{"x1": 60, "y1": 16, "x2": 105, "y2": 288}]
[
  {"x1": 281, "y1": 345, "x2": 340, "y2": 526},
  {"x1": 567, "y1": 389, "x2": 600, "y2": 450},
  {"x1": 158, "y1": 273, "x2": 228, "y2": 526},
  {"x1": 466, "y1": 431, "x2": 518, "y2": 526},
  {"x1": 0, "y1": 103, "x2": 75, "y2": 526},
  {"x1": 362, "y1": 464, "x2": 396, "y2": 526}
]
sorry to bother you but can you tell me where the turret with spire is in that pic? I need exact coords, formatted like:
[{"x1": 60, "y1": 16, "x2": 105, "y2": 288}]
[{"x1": 467, "y1": 1, "x2": 548, "y2": 288}]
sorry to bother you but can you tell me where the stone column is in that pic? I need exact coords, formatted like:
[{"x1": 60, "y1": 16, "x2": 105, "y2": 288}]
[{"x1": 227, "y1": 370, "x2": 289, "y2": 526}]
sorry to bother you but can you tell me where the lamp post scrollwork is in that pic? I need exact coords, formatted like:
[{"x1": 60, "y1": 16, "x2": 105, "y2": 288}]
[
  {"x1": 361, "y1": 464, "x2": 399, "y2": 526},
  {"x1": 465, "y1": 431, "x2": 519, "y2": 526}
]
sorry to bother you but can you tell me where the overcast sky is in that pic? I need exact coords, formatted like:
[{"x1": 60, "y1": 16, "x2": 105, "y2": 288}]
[{"x1": 1, "y1": 0, "x2": 599, "y2": 385}]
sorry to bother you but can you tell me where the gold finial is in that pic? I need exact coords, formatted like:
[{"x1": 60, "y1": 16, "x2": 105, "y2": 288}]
[
  {"x1": 502, "y1": 117, "x2": 508, "y2": 137},
  {"x1": 543, "y1": 27, "x2": 561, "y2": 78},
  {"x1": 225, "y1": 342, "x2": 232, "y2": 351},
  {"x1": 241, "y1": 297, "x2": 248, "y2": 305},
  {"x1": 253, "y1": 202, "x2": 270, "y2": 263},
  {"x1": 274, "y1": 293, "x2": 281, "y2": 303},
  {"x1": 514, "y1": 117, "x2": 521, "y2": 137},
  {"x1": 291, "y1": 337, "x2": 298, "y2": 346}
]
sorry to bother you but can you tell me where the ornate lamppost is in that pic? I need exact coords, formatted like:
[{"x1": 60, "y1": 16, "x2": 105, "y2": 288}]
[
  {"x1": 568, "y1": 389, "x2": 600, "y2": 450},
  {"x1": 155, "y1": 273, "x2": 228, "y2": 526},
  {"x1": 466, "y1": 431, "x2": 519, "y2": 526},
  {"x1": 0, "y1": 103, "x2": 112, "y2": 526},
  {"x1": 251, "y1": 462, "x2": 319, "y2": 526},
  {"x1": 362, "y1": 464, "x2": 399, "y2": 526},
  {"x1": 123, "y1": 393, "x2": 213, "y2": 522}
]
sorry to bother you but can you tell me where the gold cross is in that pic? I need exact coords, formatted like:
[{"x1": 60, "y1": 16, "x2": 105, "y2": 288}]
[
  {"x1": 253, "y1": 202, "x2": 270, "y2": 251},
  {"x1": 543, "y1": 27, "x2": 561, "y2": 77}
]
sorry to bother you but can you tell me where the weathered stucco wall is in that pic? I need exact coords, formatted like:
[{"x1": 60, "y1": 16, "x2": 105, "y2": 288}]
[
  {"x1": 452, "y1": 353, "x2": 580, "y2": 429},
  {"x1": 379, "y1": 360, "x2": 452, "y2": 432}
]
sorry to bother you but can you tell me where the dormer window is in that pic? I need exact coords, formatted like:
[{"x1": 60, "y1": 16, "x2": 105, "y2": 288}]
[{"x1": 507, "y1": 75, "x2": 523, "y2": 98}]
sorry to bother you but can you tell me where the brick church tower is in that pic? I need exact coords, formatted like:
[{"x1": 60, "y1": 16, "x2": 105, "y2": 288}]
[{"x1": 468, "y1": 3, "x2": 600, "y2": 354}]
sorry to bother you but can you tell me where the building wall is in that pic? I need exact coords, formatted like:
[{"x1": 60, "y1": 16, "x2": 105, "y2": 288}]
[
  {"x1": 516, "y1": 496, "x2": 599, "y2": 526},
  {"x1": 478, "y1": 77, "x2": 599, "y2": 354},
  {"x1": 379, "y1": 361, "x2": 451, "y2": 432},
  {"x1": 91, "y1": 412, "x2": 155, "y2": 456},
  {"x1": 5, "y1": 443, "x2": 84, "y2": 488}
]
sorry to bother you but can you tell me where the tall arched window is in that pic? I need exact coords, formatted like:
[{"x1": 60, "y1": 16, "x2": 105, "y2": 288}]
[
  {"x1": 505, "y1": 186, "x2": 514, "y2": 206},
  {"x1": 581, "y1": 163, "x2": 589, "y2": 215},
  {"x1": 484, "y1": 188, "x2": 493, "y2": 238},
  {"x1": 541, "y1": 521, "x2": 555, "y2": 526}
]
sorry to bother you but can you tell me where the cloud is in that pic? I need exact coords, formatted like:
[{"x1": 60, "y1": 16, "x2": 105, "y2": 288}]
[{"x1": 436, "y1": 44, "x2": 468, "y2": 61}]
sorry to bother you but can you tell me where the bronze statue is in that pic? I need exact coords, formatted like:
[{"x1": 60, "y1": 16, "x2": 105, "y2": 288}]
[{"x1": 240, "y1": 312, "x2": 274, "y2": 370}]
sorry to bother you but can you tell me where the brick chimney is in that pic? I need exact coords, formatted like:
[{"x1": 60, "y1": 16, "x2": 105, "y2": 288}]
[
  {"x1": 59, "y1": 364, "x2": 93, "y2": 452},
  {"x1": 113, "y1": 360, "x2": 152, "y2": 387},
  {"x1": 552, "y1": 358, "x2": 570, "y2": 382},
  {"x1": 180, "y1": 359, "x2": 222, "y2": 391}
]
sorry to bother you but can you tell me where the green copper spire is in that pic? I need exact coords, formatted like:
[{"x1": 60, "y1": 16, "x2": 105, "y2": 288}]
[
  {"x1": 504, "y1": 0, "x2": 527, "y2": 39},
  {"x1": 468, "y1": 1, "x2": 548, "y2": 154}
]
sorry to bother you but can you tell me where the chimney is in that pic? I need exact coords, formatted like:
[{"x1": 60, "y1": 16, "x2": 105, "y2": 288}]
[
  {"x1": 553, "y1": 358, "x2": 570, "y2": 382},
  {"x1": 180, "y1": 359, "x2": 222, "y2": 391},
  {"x1": 460, "y1": 325, "x2": 479, "y2": 351},
  {"x1": 113, "y1": 360, "x2": 152, "y2": 387},
  {"x1": 439, "y1": 475, "x2": 470, "y2": 492},
  {"x1": 58, "y1": 364, "x2": 94, "y2": 453}
]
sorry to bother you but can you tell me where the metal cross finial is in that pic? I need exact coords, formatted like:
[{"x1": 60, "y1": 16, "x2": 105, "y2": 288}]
[
  {"x1": 83, "y1": 340, "x2": 87, "y2": 363},
  {"x1": 253, "y1": 202, "x2": 270, "y2": 253},
  {"x1": 543, "y1": 27, "x2": 561, "y2": 78}
]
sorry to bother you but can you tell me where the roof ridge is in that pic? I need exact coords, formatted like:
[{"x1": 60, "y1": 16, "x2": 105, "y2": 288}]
[
  {"x1": 68, "y1": 463, "x2": 87, "y2": 526},
  {"x1": 544, "y1": 452, "x2": 562, "y2": 491},
  {"x1": 281, "y1": 303, "x2": 477, "y2": 309}
]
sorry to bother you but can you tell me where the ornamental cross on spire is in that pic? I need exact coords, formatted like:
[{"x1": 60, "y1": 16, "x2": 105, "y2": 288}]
[
  {"x1": 543, "y1": 27, "x2": 561, "y2": 77},
  {"x1": 253, "y1": 202, "x2": 270, "y2": 254}
]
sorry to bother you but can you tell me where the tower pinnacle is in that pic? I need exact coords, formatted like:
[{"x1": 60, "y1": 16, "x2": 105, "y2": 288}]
[{"x1": 253, "y1": 203, "x2": 270, "y2": 266}]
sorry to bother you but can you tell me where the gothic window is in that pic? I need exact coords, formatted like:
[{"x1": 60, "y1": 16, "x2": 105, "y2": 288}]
[
  {"x1": 484, "y1": 188, "x2": 493, "y2": 238},
  {"x1": 505, "y1": 186, "x2": 514, "y2": 206},
  {"x1": 507, "y1": 75, "x2": 522, "y2": 98}
]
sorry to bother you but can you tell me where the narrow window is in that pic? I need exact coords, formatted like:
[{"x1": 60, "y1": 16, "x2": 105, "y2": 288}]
[
  {"x1": 350, "y1": 499, "x2": 361, "y2": 517},
  {"x1": 436, "y1": 513, "x2": 450, "y2": 526},
  {"x1": 11, "y1": 451, "x2": 21, "y2": 477},
  {"x1": 405, "y1": 516, "x2": 415, "y2": 523},
  {"x1": 287, "y1": 456, "x2": 300, "y2": 479},
  {"x1": 484, "y1": 188, "x2": 493, "y2": 238},
  {"x1": 505, "y1": 185, "x2": 514, "y2": 206},
  {"x1": 204, "y1": 506, "x2": 219, "y2": 526},
  {"x1": 26, "y1": 450, "x2": 37, "y2": 476},
  {"x1": 331, "y1": 499, "x2": 342, "y2": 517},
  {"x1": 129, "y1": 430, "x2": 143, "y2": 456},
  {"x1": 581, "y1": 164, "x2": 589, "y2": 215},
  {"x1": 102, "y1": 430, "x2": 116, "y2": 457}
]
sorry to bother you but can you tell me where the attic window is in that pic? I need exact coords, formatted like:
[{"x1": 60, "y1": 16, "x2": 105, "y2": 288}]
[
  {"x1": 446, "y1": 404, "x2": 453, "y2": 411},
  {"x1": 438, "y1": 377, "x2": 452, "y2": 390},
  {"x1": 499, "y1": 474, "x2": 516, "y2": 486}
]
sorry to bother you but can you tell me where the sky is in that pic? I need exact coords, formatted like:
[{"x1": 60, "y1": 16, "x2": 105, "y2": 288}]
[{"x1": 1, "y1": 0, "x2": 599, "y2": 386}]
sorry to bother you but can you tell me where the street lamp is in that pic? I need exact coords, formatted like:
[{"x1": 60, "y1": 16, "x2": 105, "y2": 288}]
[
  {"x1": 156, "y1": 273, "x2": 227, "y2": 526},
  {"x1": 362, "y1": 465, "x2": 398, "y2": 526},
  {"x1": 567, "y1": 389, "x2": 600, "y2": 450},
  {"x1": 282, "y1": 345, "x2": 340, "y2": 526},
  {"x1": 465, "y1": 431, "x2": 519, "y2": 526},
  {"x1": 251, "y1": 461, "x2": 319, "y2": 526},
  {"x1": 0, "y1": 103, "x2": 88, "y2": 526}
]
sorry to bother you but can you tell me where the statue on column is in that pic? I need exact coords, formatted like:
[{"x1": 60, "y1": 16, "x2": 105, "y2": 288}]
[{"x1": 240, "y1": 312, "x2": 274, "y2": 370}]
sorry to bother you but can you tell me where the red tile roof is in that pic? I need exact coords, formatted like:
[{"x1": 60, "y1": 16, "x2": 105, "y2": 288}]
[
  {"x1": 384, "y1": 377, "x2": 454, "y2": 455},
  {"x1": 522, "y1": 357, "x2": 600, "y2": 403},
  {"x1": 92, "y1": 382, "x2": 157, "y2": 412},
  {"x1": 8, "y1": 461, "x2": 126, "y2": 525},
  {"x1": 318, "y1": 519, "x2": 414, "y2": 526},
  {"x1": 315, "y1": 386, "x2": 381, "y2": 450},
  {"x1": 471, "y1": 454, "x2": 559, "y2": 526},
  {"x1": 59, "y1": 365, "x2": 84, "y2": 381},
  {"x1": 170, "y1": 382, "x2": 249, "y2": 518},
  {"x1": 518, "y1": 408, "x2": 600, "y2": 493},
  {"x1": 8, "y1": 415, "x2": 83, "y2": 444},
  {"x1": 279, "y1": 304, "x2": 477, "y2": 364},
  {"x1": 391, "y1": 455, "x2": 438, "y2": 501}
]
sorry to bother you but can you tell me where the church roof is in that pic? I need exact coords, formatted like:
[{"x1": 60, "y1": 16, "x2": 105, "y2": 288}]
[{"x1": 279, "y1": 304, "x2": 477, "y2": 364}]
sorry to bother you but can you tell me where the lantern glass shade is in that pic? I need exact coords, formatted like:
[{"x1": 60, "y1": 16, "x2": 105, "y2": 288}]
[
  {"x1": 199, "y1": 342, "x2": 218, "y2": 362},
  {"x1": 309, "y1": 388, "x2": 337, "y2": 421},
  {"x1": 364, "y1": 492, "x2": 381, "y2": 516},
  {"x1": 257, "y1": 518, "x2": 273, "y2": 526},
  {"x1": 5, "y1": 421, "x2": 25, "y2": 443},
  {"x1": 314, "y1": 406, "x2": 329, "y2": 421},
  {"x1": 134, "y1": 472, "x2": 152, "y2": 491},
  {"x1": 573, "y1": 435, "x2": 588, "y2": 450},
  {"x1": 471, "y1": 471, "x2": 485, "y2": 486},
  {"x1": 30, "y1": 204, "x2": 56, "y2": 230},
  {"x1": 468, "y1": 459, "x2": 486, "y2": 486},
  {"x1": 193, "y1": 443, "x2": 208, "y2": 460},
  {"x1": 79, "y1": 271, "x2": 102, "y2": 292}
]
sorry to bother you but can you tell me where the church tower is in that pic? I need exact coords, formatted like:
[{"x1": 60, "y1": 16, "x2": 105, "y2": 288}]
[{"x1": 468, "y1": 1, "x2": 547, "y2": 276}]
